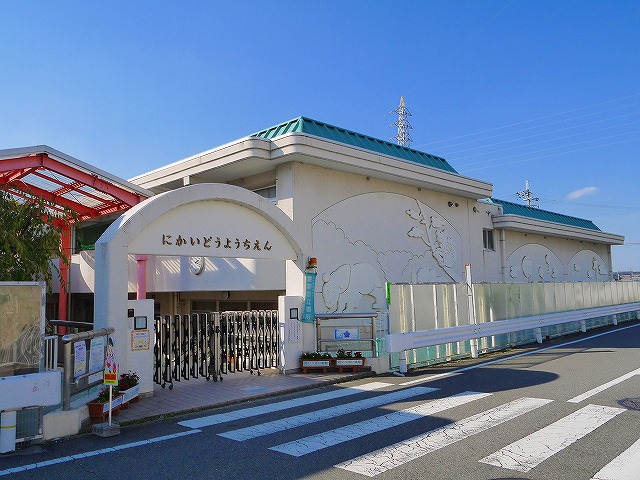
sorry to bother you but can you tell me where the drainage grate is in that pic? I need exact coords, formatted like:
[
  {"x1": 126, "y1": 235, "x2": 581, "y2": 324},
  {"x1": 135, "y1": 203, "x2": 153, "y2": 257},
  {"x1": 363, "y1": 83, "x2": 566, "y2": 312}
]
[
  {"x1": 618, "y1": 398, "x2": 640, "y2": 411},
  {"x1": 15, "y1": 406, "x2": 43, "y2": 447}
]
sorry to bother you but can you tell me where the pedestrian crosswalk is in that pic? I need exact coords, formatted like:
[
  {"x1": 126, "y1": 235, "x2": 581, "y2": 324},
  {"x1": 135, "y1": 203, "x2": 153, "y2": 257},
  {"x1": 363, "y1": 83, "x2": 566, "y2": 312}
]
[
  {"x1": 179, "y1": 380, "x2": 639, "y2": 478},
  {"x1": 219, "y1": 386, "x2": 439, "y2": 441},
  {"x1": 335, "y1": 397, "x2": 551, "y2": 477},
  {"x1": 479, "y1": 404, "x2": 625, "y2": 473},
  {"x1": 590, "y1": 438, "x2": 640, "y2": 480},
  {"x1": 271, "y1": 391, "x2": 492, "y2": 457}
]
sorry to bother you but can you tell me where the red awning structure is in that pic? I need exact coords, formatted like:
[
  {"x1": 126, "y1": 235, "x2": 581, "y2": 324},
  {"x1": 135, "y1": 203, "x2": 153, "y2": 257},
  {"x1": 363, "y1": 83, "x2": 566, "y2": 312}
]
[
  {"x1": 0, "y1": 146, "x2": 151, "y2": 223},
  {"x1": 0, "y1": 145, "x2": 153, "y2": 321}
]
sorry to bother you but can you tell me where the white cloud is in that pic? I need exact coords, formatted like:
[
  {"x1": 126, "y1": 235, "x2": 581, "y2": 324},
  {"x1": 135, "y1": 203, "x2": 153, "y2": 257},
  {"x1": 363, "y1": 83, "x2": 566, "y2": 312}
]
[{"x1": 567, "y1": 186, "x2": 599, "y2": 199}]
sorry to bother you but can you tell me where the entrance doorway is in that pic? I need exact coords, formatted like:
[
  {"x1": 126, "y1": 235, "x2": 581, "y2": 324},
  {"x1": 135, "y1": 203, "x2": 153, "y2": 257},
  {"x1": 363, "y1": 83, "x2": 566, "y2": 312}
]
[{"x1": 154, "y1": 310, "x2": 279, "y2": 389}]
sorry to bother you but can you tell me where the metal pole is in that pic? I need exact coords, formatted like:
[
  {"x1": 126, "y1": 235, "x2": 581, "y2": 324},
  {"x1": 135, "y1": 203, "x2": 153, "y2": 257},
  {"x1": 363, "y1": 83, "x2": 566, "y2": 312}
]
[
  {"x1": 63, "y1": 340, "x2": 73, "y2": 411},
  {"x1": 108, "y1": 385, "x2": 113, "y2": 426},
  {"x1": 465, "y1": 264, "x2": 479, "y2": 359}
]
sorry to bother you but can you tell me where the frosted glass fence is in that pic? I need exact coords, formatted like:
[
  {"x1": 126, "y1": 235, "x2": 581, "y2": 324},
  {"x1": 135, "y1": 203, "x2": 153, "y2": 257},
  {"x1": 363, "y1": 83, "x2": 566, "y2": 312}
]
[{"x1": 388, "y1": 281, "x2": 640, "y2": 369}]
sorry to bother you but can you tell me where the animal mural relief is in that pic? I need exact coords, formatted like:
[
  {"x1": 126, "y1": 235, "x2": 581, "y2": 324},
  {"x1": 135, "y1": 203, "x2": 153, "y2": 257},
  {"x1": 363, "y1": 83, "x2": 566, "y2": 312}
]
[
  {"x1": 506, "y1": 244, "x2": 563, "y2": 282},
  {"x1": 321, "y1": 263, "x2": 385, "y2": 312},
  {"x1": 406, "y1": 201, "x2": 458, "y2": 282},
  {"x1": 311, "y1": 193, "x2": 463, "y2": 313},
  {"x1": 568, "y1": 250, "x2": 609, "y2": 281}
]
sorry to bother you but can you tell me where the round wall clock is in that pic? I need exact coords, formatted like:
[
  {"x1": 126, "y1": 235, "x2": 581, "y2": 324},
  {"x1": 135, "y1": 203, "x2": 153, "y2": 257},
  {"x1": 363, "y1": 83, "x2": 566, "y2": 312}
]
[{"x1": 189, "y1": 256, "x2": 205, "y2": 275}]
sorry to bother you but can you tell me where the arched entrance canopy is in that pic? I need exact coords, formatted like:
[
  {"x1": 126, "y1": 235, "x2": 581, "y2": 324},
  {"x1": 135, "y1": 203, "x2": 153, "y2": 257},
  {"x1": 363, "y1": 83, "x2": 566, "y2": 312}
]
[
  {"x1": 94, "y1": 183, "x2": 309, "y2": 365},
  {"x1": 0, "y1": 146, "x2": 152, "y2": 321}
]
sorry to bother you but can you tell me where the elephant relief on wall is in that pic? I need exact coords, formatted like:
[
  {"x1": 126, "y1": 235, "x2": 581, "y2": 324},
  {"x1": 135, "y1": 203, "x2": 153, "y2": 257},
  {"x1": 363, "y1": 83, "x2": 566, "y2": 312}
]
[{"x1": 320, "y1": 263, "x2": 386, "y2": 313}]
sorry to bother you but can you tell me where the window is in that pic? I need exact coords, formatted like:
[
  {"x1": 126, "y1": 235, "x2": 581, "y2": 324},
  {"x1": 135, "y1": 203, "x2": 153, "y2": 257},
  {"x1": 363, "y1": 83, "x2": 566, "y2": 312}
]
[
  {"x1": 254, "y1": 186, "x2": 277, "y2": 203},
  {"x1": 483, "y1": 229, "x2": 495, "y2": 250}
]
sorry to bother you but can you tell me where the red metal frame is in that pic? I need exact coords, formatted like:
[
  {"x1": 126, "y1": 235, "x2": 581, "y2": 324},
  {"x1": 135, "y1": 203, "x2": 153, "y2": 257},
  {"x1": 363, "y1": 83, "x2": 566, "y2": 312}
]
[{"x1": 0, "y1": 151, "x2": 150, "y2": 324}]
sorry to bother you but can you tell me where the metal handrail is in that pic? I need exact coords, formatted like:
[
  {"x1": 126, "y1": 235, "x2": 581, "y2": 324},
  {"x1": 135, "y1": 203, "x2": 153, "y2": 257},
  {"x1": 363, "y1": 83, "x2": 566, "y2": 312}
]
[
  {"x1": 49, "y1": 320, "x2": 95, "y2": 330},
  {"x1": 60, "y1": 327, "x2": 114, "y2": 410}
]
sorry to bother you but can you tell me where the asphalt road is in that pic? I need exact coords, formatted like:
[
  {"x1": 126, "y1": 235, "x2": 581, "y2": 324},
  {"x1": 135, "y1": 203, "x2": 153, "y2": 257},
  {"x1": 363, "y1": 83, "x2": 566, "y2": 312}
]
[{"x1": 3, "y1": 321, "x2": 640, "y2": 480}]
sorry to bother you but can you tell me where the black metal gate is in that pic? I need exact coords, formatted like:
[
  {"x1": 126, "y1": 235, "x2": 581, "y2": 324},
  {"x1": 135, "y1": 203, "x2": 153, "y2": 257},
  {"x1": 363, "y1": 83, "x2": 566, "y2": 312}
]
[{"x1": 154, "y1": 310, "x2": 279, "y2": 388}]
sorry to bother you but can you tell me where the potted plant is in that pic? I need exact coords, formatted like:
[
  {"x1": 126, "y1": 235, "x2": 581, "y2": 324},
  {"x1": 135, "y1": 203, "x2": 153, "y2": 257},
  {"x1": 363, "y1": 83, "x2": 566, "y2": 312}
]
[
  {"x1": 334, "y1": 350, "x2": 365, "y2": 373},
  {"x1": 118, "y1": 370, "x2": 140, "y2": 405},
  {"x1": 86, "y1": 386, "x2": 123, "y2": 422},
  {"x1": 300, "y1": 351, "x2": 333, "y2": 373}
]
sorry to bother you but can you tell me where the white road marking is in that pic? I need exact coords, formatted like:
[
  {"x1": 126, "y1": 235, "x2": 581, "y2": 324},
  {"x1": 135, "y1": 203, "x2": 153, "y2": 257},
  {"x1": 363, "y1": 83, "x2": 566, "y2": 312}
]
[
  {"x1": 567, "y1": 367, "x2": 640, "y2": 403},
  {"x1": 219, "y1": 386, "x2": 439, "y2": 441},
  {"x1": 480, "y1": 404, "x2": 625, "y2": 473},
  {"x1": 336, "y1": 397, "x2": 552, "y2": 477},
  {"x1": 270, "y1": 390, "x2": 492, "y2": 457},
  {"x1": 0, "y1": 430, "x2": 201, "y2": 477},
  {"x1": 590, "y1": 438, "x2": 640, "y2": 480},
  {"x1": 399, "y1": 323, "x2": 640, "y2": 386},
  {"x1": 178, "y1": 381, "x2": 392, "y2": 429}
]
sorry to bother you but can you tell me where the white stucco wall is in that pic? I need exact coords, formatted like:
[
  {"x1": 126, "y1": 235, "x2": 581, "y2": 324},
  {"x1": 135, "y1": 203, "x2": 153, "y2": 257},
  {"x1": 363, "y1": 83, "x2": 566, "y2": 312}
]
[
  {"x1": 278, "y1": 162, "x2": 494, "y2": 315},
  {"x1": 67, "y1": 251, "x2": 284, "y2": 294},
  {"x1": 270, "y1": 161, "x2": 616, "y2": 320}
]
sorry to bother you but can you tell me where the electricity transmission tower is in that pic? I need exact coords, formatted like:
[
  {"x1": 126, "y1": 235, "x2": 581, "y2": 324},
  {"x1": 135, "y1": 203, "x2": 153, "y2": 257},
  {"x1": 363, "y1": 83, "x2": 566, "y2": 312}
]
[
  {"x1": 390, "y1": 96, "x2": 413, "y2": 147},
  {"x1": 516, "y1": 180, "x2": 539, "y2": 207}
]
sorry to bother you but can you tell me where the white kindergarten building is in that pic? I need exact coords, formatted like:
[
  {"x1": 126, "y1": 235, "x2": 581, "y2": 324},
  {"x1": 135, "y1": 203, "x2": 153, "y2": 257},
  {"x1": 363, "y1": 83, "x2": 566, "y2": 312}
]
[{"x1": 2, "y1": 116, "x2": 626, "y2": 383}]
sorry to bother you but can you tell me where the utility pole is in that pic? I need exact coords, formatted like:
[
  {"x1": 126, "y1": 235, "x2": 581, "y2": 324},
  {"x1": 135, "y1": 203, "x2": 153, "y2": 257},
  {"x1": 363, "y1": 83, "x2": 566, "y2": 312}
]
[
  {"x1": 389, "y1": 96, "x2": 413, "y2": 147},
  {"x1": 516, "y1": 180, "x2": 539, "y2": 207}
]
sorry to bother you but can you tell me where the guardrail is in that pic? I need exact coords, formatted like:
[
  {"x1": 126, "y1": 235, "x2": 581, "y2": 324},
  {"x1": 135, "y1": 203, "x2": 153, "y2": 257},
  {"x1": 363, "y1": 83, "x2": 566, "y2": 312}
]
[{"x1": 386, "y1": 302, "x2": 640, "y2": 373}]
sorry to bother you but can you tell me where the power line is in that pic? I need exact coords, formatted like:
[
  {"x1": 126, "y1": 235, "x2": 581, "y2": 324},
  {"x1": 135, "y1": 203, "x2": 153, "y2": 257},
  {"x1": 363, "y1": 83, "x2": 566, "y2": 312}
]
[
  {"x1": 441, "y1": 114, "x2": 640, "y2": 158},
  {"x1": 418, "y1": 93, "x2": 640, "y2": 149},
  {"x1": 458, "y1": 133, "x2": 640, "y2": 172},
  {"x1": 454, "y1": 127, "x2": 640, "y2": 163},
  {"x1": 542, "y1": 198, "x2": 640, "y2": 211}
]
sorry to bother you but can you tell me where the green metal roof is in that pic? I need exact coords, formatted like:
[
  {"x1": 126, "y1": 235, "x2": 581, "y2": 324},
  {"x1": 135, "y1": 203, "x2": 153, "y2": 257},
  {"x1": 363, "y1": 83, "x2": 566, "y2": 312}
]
[
  {"x1": 251, "y1": 116, "x2": 458, "y2": 174},
  {"x1": 485, "y1": 198, "x2": 601, "y2": 231}
]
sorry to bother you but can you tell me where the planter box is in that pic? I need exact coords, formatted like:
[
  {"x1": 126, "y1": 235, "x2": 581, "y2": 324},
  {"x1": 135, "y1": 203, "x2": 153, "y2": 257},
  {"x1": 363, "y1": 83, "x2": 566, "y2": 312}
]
[
  {"x1": 87, "y1": 394, "x2": 124, "y2": 422},
  {"x1": 300, "y1": 359, "x2": 332, "y2": 374},
  {"x1": 335, "y1": 357, "x2": 365, "y2": 373},
  {"x1": 121, "y1": 384, "x2": 140, "y2": 404}
]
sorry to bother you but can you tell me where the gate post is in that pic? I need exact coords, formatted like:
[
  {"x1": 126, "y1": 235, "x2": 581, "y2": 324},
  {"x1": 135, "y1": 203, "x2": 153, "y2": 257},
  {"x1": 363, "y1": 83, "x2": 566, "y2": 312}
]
[{"x1": 465, "y1": 265, "x2": 479, "y2": 359}]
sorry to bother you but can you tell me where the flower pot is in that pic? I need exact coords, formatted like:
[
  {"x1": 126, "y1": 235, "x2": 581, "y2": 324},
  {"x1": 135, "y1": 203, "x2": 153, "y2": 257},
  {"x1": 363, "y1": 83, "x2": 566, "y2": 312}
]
[{"x1": 334, "y1": 357, "x2": 365, "y2": 373}]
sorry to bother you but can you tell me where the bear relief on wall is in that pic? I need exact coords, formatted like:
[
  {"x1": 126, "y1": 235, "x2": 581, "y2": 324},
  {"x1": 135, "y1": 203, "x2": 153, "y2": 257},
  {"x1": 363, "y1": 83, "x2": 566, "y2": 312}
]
[{"x1": 312, "y1": 193, "x2": 462, "y2": 313}]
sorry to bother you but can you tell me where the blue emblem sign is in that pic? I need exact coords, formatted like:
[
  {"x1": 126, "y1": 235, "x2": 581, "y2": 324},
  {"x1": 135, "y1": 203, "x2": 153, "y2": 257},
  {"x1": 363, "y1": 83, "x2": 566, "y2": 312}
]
[{"x1": 334, "y1": 328, "x2": 360, "y2": 340}]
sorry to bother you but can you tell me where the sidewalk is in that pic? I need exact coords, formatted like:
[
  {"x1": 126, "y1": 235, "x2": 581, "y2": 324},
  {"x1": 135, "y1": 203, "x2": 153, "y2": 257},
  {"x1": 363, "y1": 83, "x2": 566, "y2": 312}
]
[{"x1": 109, "y1": 368, "x2": 375, "y2": 427}]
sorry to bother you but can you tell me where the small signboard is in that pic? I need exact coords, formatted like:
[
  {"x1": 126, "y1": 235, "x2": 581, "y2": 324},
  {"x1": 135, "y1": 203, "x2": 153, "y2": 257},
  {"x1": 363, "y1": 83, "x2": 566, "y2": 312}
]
[
  {"x1": 131, "y1": 330, "x2": 150, "y2": 351},
  {"x1": 287, "y1": 319, "x2": 301, "y2": 343},
  {"x1": 73, "y1": 341, "x2": 87, "y2": 379},
  {"x1": 88, "y1": 337, "x2": 105, "y2": 384},
  {"x1": 103, "y1": 338, "x2": 118, "y2": 385}
]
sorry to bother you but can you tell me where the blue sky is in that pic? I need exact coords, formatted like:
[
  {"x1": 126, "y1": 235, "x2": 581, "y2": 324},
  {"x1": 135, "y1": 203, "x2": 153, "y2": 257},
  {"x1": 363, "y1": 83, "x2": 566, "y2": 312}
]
[{"x1": 1, "y1": 1, "x2": 639, "y2": 270}]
